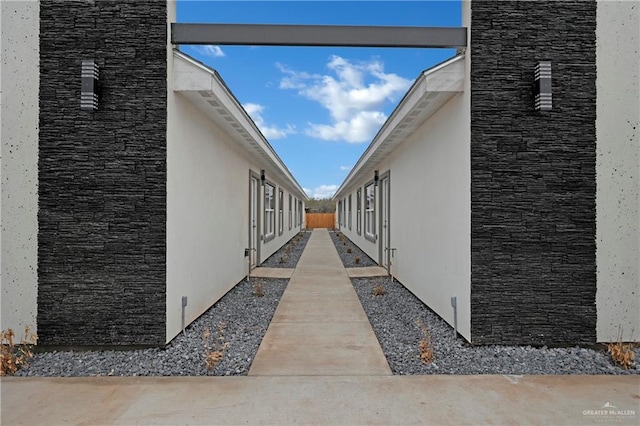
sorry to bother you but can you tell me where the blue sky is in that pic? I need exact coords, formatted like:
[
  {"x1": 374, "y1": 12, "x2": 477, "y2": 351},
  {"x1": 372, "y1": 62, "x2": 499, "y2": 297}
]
[{"x1": 177, "y1": 1, "x2": 462, "y2": 198}]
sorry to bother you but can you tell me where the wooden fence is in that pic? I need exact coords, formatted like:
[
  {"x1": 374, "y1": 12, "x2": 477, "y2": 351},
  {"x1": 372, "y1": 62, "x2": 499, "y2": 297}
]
[{"x1": 306, "y1": 213, "x2": 335, "y2": 229}]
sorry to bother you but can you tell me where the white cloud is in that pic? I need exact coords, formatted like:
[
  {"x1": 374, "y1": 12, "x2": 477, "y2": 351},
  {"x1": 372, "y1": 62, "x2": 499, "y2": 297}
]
[
  {"x1": 278, "y1": 55, "x2": 412, "y2": 143},
  {"x1": 340, "y1": 165, "x2": 352, "y2": 171},
  {"x1": 243, "y1": 103, "x2": 296, "y2": 140},
  {"x1": 306, "y1": 184, "x2": 339, "y2": 199},
  {"x1": 195, "y1": 45, "x2": 225, "y2": 58}
]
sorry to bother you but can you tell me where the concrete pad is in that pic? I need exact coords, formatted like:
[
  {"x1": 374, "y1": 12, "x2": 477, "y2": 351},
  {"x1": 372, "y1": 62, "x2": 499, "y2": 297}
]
[
  {"x1": 347, "y1": 266, "x2": 389, "y2": 277},
  {"x1": 272, "y1": 293, "x2": 370, "y2": 323},
  {"x1": 249, "y1": 267, "x2": 294, "y2": 279},
  {"x1": 2, "y1": 375, "x2": 639, "y2": 425},
  {"x1": 247, "y1": 322, "x2": 392, "y2": 376}
]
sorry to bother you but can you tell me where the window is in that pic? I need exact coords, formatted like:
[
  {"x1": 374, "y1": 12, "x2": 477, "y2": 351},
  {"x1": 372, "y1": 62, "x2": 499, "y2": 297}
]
[
  {"x1": 356, "y1": 188, "x2": 362, "y2": 235},
  {"x1": 294, "y1": 197, "x2": 298, "y2": 227},
  {"x1": 365, "y1": 183, "x2": 375, "y2": 241},
  {"x1": 288, "y1": 194, "x2": 292, "y2": 230},
  {"x1": 278, "y1": 189, "x2": 284, "y2": 236},
  {"x1": 298, "y1": 200, "x2": 303, "y2": 227},
  {"x1": 348, "y1": 194, "x2": 352, "y2": 230},
  {"x1": 338, "y1": 200, "x2": 342, "y2": 228},
  {"x1": 264, "y1": 183, "x2": 275, "y2": 241}
]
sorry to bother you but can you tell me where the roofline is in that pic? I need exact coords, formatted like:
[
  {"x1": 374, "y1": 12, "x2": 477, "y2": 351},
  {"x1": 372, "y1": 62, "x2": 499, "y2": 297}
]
[
  {"x1": 174, "y1": 50, "x2": 309, "y2": 201},
  {"x1": 332, "y1": 53, "x2": 465, "y2": 200}
]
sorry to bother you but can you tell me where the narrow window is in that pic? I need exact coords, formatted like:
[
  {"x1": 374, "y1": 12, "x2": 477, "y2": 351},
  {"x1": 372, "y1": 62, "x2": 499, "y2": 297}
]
[
  {"x1": 348, "y1": 194, "x2": 352, "y2": 230},
  {"x1": 294, "y1": 197, "x2": 298, "y2": 227},
  {"x1": 288, "y1": 194, "x2": 292, "y2": 230},
  {"x1": 278, "y1": 189, "x2": 284, "y2": 236},
  {"x1": 365, "y1": 183, "x2": 375, "y2": 241},
  {"x1": 298, "y1": 200, "x2": 303, "y2": 227},
  {"x1": 356, "y1": 188, "x2": 362, "y2": 235},
  {"x1": 264, "y1": 183, "x2": 275, "y2": 241}
]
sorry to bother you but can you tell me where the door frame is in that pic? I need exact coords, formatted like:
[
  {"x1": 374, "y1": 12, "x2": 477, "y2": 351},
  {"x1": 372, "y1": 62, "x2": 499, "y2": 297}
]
[
  {"x1": 378, "y1": 171, "x2": 391, "y2": 271},
  {"x1": 248, "y1": 170, "x2": 261, "y2": 269}
]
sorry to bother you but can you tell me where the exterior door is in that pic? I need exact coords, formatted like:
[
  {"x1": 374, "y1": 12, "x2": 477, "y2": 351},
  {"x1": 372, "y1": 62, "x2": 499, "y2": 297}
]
[
  {"x1": 380, "y1": 174, "x2": 390, "y2": 270},
  {"x1": 249, "y1": 175, "x2": 259, "y2": 269}
]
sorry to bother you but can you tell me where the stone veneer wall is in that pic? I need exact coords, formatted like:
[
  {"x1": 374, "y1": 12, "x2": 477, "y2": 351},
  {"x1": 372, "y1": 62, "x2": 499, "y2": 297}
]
[
  {"x1": 38, "y1": 0, "x2": 167, "y2": 345},
  {"x1": 470, "y1": 1, "x2": 597, "y2": 345}
]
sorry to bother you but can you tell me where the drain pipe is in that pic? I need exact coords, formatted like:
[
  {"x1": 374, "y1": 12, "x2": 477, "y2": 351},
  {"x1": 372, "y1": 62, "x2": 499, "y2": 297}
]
[
  {"x1": 450, "y1": 296, "x2": 458, "y2": 338},
  {"x1": 181, "y1": 296, "x2": 188, "y2": 336}
]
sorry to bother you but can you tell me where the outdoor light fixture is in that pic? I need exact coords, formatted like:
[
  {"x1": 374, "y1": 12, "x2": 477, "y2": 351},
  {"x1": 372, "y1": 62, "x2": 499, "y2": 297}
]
[
  {"x1": 81, "y1": 59, "x2": 99, "y2": 111},
  {"x1": 533, "y1": 61, "x2": 552, "y2": 112},
  {"x1": 260, "y1": 169, "x2": 265, "y2": 185},
  {"x1": 374, "y1": 170, "x2": 379, "y2": 186}
]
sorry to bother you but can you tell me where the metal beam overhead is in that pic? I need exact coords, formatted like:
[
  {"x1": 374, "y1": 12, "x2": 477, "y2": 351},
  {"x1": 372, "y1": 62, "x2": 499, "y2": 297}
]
[{"x1": 171, "y1": 23, "x2": 467, "y2": 49}]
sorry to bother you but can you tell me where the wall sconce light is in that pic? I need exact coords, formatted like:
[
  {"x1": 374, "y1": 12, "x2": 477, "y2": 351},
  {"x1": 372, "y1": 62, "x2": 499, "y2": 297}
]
[
  {"x1": 533, "y1": 61, "x2": 552, "y2": 112},
  {"x1": 81, "y1": 59, "x2": 99, "y2": 111},
  {"x1": 260, "y1": 169, "x2": 265, "y2": 185},
  {"x1": 374, "y1": 170, "x2": 379, "y2": 186}
]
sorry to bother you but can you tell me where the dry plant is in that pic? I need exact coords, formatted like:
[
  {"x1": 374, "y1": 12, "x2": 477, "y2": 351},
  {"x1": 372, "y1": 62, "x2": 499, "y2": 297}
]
[
  {"x1": 607, "y1": 327, "x2": 636, "y2": 370},
  {"x1": 204, "y1": 323, "x2": 229, "y2": 372},
  {"x1": 346, "y1": 248, "x2": 352, "y2": 254},
  {"x1": 1, "y1": 326, "x2": 37, "y2": 376},
  {"x1": 415, "y1": 319, "x2": 435, "y2": 364},
  {"x1": 372, "y1": 285, "x2": 385, "y2": 296},
  {"x1": 279, "y1": 255, "x2": 286, "y2": 264},
  {"x1": 285, "y1": 244, "x2": 291, "y2": 254},
  {"x1": 354, "y1": 256, "x2": 360, "y2": 264},
  {"x1": 253, "y1": 279, "x2": 265, "y2": 297}
]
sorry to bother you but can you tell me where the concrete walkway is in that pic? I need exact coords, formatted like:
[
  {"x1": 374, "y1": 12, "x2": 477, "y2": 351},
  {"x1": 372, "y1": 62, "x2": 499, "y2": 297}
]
[
  {"x1": 2, "y1": 228, "x2": 639, "y2": 425},
  {"x1": 249, "y1": 229, "x2": 391, "y2": 376}
]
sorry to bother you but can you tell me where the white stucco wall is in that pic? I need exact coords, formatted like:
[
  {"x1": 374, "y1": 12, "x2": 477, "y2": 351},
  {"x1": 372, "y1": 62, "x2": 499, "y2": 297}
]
[
  {"x1": 166, "y1": 2, "x2": 304, "y2": 343},
  {"x1": 0, "y1": 1, "x2": 39, "y2": 334},
  {"x1": 596, "y1": 0, "x2": 640, "y2": 342}
]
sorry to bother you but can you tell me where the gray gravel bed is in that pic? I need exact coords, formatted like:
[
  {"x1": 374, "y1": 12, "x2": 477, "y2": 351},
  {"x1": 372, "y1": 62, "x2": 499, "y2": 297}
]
[
  {"x1": 16, "y1": 278, "x2": 288, "y2": 377},
  {"x1": 329, "y1": 230, "x2": 377, "y2": 267},
  {"x1": 260, "y1": 231, "x2": 311, "y2": 268},
  {"x1": 352, "y1": 276, "x2": 640, "y2": 375}
]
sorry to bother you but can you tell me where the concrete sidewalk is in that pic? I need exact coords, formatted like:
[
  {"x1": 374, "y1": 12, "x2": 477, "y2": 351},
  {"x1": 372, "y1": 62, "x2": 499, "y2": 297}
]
[
  {"x1": 249, "y1": 228, "x2": 391, "y2": 376},
  {"x1": 2, "y1": 375, "x2": 638, "y2": 425}
]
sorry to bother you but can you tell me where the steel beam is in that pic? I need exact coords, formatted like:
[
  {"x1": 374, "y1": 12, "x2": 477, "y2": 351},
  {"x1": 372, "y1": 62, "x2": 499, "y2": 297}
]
[{"x1": 171, "y1": 23, "x2": 467, "y2": 49}]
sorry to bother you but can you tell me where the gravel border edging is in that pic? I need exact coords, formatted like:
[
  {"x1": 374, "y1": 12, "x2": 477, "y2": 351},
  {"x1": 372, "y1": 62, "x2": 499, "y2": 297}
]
[
  {"x1": 260, "y1": 230, "x2": 311, "y2": 268},
  {"x1": 329, "y1": 230, "x2": 377, "y2": 267},
  {"x1": 16, "y1": 277, "x2": 288, "y2": 377},
  {"x1": 351, "y1": 276, "x2": 640, "y2": 375}
]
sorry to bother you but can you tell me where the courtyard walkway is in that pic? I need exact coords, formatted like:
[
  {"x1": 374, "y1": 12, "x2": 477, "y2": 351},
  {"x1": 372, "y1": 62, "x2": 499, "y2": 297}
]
[
  {"x1": 249, "y1": 228, "x2": 391, "y2": 376},
  {"x1": 1, "y1": 229, "x2": 638, "y2": 425}
]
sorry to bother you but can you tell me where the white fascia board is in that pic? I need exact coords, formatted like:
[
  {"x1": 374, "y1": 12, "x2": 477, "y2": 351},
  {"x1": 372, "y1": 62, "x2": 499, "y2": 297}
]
[
  {"x1": 333, "y1": 54, "x2": 465, "y2": 200},
  {"x1": 173, "y1": 51, "x2": 308, "y2": 200}
]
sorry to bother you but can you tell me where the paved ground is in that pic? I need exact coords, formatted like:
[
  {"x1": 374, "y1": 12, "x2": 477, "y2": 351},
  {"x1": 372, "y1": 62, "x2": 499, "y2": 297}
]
[{"x1": 2, "y1": 229, "x2": 639, "y2": 425}]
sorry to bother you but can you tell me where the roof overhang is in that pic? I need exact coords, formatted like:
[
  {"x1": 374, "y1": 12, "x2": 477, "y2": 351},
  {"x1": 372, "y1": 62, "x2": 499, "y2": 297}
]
[
  {"x1": 333, "y1": 54, "x2": 465, "y2": 200},
  {"x1": 172, "y1": 50, "x2": 308, "y2": 201}
]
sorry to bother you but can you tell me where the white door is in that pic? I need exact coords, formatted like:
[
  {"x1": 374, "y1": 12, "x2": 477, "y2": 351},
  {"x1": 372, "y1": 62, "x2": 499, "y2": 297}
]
[
  {"x1": 380, "y1": 175, "x2": 390, "y2": 270},
  {"x1": 249, "y1": 176, "x2": 259, "y2": 269}
]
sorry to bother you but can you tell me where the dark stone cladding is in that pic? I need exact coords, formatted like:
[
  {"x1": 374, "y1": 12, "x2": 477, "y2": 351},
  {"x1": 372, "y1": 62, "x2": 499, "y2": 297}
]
[
  {"x1": 470, "y1": 1, "x2": 597, "y2": 345},
  {"x1": 38, "y1": 0, "x2": 167, "y2": 345}
]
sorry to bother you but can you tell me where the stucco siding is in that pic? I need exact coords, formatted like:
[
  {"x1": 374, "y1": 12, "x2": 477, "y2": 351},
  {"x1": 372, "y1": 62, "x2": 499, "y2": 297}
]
[
  {"x1": 387, "y1": 93, "x2": 471, "y2": 341},
  {"x1": 595, "y1": 0, "x2": 640, "y2": 342},
  {"x1": 0, "y1": 1, "x2": 39, "y2": 334}
]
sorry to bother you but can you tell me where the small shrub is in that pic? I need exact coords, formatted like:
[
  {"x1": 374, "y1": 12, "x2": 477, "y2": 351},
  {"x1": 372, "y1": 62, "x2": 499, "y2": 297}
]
[
  {"x1": 1, "y1": 326, "x2": 37, "y2": 376},
  {"x1": 285, "y1": 244, "x2": 291, "y2": 254},
  {"x1": 279, "y1": 255, "x2": 285, "y2": 264},
  {"x1": 354, "y1": 256, "x2": 360, "y2": 264},
  {"x1": 607, "y1": 328, "x2": 636, "y2": 370},
  {"x1": 415, "y1": 319, "x2": 435, "y2": 364},
  {"x1": 253, "y1": 279, "x2": 265, "y2": 297},
  {"x1": 346, "y1": 248, "x2": 352, "y2": 253},
  {"x1": 204, "y1": 323, "x2": 229, "y2": 372},
  {"x1": 372, "y1": 285, "x2": 385, "y2": 296}
]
